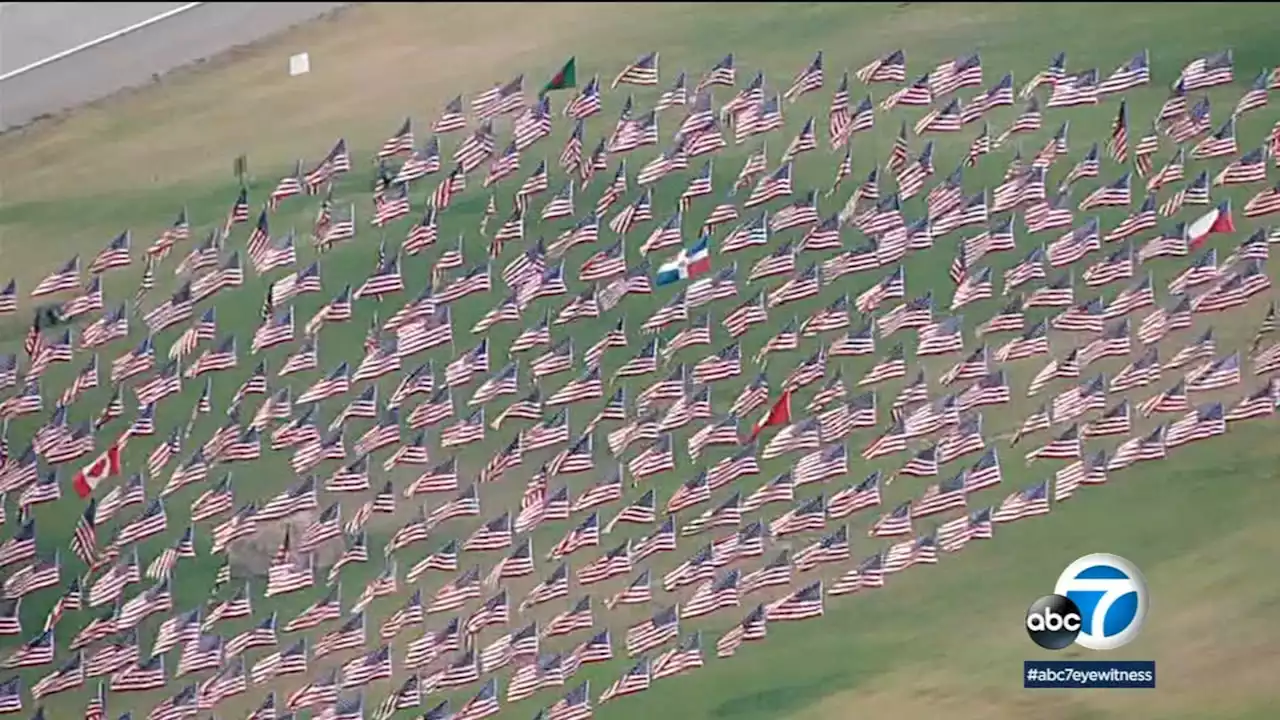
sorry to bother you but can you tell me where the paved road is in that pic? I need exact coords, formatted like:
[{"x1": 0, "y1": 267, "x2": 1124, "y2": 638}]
[
  {"x1": 0, "y1": 2, "x2": 350, "y2": 130},
  {"x1": 0, "y1": 2, "x2": 191, "y2": 75}
]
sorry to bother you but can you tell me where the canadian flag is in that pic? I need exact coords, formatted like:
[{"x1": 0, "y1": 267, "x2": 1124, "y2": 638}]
[
  {"x1": 73, "y1": 443, "x2": 122, "y2": 498},
  {"x1": 749, "y1": 388, "x2": 794, "y2": 440}
]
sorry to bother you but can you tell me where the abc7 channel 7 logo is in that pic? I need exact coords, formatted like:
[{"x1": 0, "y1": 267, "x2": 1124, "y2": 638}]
[{"x1": 1025, "y1": 553, "x2": 1149, "y2": 651}]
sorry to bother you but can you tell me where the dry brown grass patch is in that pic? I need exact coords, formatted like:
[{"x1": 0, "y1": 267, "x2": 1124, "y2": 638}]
[{"x1": 0, "y1": 3, "x2": 641, "y2": 201}]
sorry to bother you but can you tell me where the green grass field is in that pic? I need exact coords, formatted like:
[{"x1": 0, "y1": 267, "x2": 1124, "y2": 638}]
[{"x1": 0, "y1": 3, "x2": 1278, "y2": 719}]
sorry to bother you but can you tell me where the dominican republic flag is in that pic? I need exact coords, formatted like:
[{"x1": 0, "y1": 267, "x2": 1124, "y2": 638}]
[
  {"x1": 1187, "y1": 200, "x2": 1234, "y2": 249},
  {"x1": 655, "y1": 235, "x2": 712, "y2": 286},
  {"x1": 74, "y1": 441, "x2": 123, "y2": 497}
]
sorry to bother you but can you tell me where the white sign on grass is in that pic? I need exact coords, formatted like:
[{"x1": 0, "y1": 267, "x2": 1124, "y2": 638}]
[{"x1": 289, "y1": 52, "x2": 311, "y2": 77}]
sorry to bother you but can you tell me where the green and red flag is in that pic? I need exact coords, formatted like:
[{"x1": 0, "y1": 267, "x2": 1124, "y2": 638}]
[{"x1": 541, "y1": 57, "x2": 577, "y2": 96}]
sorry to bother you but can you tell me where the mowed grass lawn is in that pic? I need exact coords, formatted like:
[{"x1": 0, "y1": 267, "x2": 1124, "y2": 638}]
[{"x1": 0, "y1": 3, "x2": 1279, "y2": 719}]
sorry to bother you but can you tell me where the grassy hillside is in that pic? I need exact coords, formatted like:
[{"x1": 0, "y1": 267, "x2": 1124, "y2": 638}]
[{"x1": 0, "y1": 3, "x2": 1277, "y2": 719}]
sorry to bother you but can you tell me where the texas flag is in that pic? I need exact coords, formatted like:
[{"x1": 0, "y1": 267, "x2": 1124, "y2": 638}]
[
  {"x1": 1187, "y1": 199, "x2": 1235, "y2": 249},
  {"x1": 654, "y1": 235, "x2": 712, "y2": 286},
  {"x1": 73, "y1": 442, "x2": 123, "y2": 498}
]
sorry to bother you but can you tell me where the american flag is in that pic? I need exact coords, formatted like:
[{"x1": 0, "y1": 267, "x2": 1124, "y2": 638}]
[
  {"x1": 597, "y1": 656, "x2": 654, "y2": 707},
  {"x1": 376, "y1": 116, "x2": 413, "y2": 158},
  {"x1": 1048, "y1": 68, "x2": 1098, "y2": 108},
  {"x1": 269, "y1": 263, "x2": 320, "y2": 307},
  {"x1": 1145, "y1": 147, "x2": 1187, "y2": 194},
  {"x1": 649, "y1": 634, "x2": 704, "y2": 684},
  {"x1": 612, "y1": 51, "x2": 659, "y2": 88},
  {"x1": 1169, "y1": 96, "x2": 1213, "y2": 145},
  {"x1": 961, "y1": 72, "x2": 1012, "y2": 124},
  {"x1": 463, "y1": 590, "x2": 511, "y2": 641},
  {"x1": 355, "y1": 256, "x2": 404, "y2": 299},
  {"x1": 791, "y1": 444, "x2": 847, "y2": 486},
  {"x1": 1083, "y1": 244, "x2": 1136, "y2": 290},
  {"x1": 766, "y1": 580, "x2": 824, "y2": 621},
  {"x1": 915, "y1": 99, "x2": 963, "y2": 136},
  {"x1": 175, "y1": 229, "x2": 222, "y2": 277},
  {"x1": 996, "y1": 97, "x2": 1044, "y2": 149},
  {"x1": 263, "y1": 165, "x2": 306, "y2": 219},
  {"x1": 303, "y1": 138, "x2": 351, "y2": 192},
  {"x1": 1109, "y1": 345, "x2": 1162, "y2": 393},
  {"x1": 537, "y1": 595, "x2": 591, "y2": 642},
  {"x1": 1225, "y1": 384, "x2": 1277, "y2": 423},
  {"x1": 941, "y1": 345, "x2": 991, "y2": 386},
  {"x1": 88, "y1": 231, "x2": 132, "y2": 275},
  {"x1": 719, "y1": 71, "x2": 764, "y2": 126},
  {"x1": 1127, "y1": 121, "x2": 1161, "y2": 177},
  {"x1": 1140, "y1": 376, "x2": 1192, "y2": 417},
  {"x1": 624, "y1": 604, "x2": 678, "y2": 658},
  {"x1": 1079, "y1": 171, "x2": 1132, "y2": 211},
  {"x1": 1099, "y1": 195, "x2": 1157, "y2": 244},
  {"x1": 1179, "y1": 49, "x2": 1233, "y2": 90},
  {"x1": 734, "y1": 93, "x2": 784, "y2": 143},
  {"x1": 422, "y1": 96, "x2": 465, "y2": 136},
  {"x1": 767, "y1": 492, "x2": 826, "y2": 537},
  {"x1": 1192, "y1": 116, "x2": 1238, "y2": 160},
  {"x1": 281, "y1": 666, "x2": 337, "y2": 710},
  {"x1": 913, "y1": 473, "x2": 969, "y2": 518},
  {"x1": 856, "y1": 48, "x2": 906, "y2": 83},
  {"x1": 1026, "y1": 423, "x2": 1082, "y2": 462},
  {"x1": 372, "y1": 182, "x2": 412, "y2": 227},
  {"x1": 1017, "y1": 50, "x2": 1065, "y2": 98},
  {"x1": 959, "y1": 123, "x2": 993, "y2": 170},
  {"x1": 1233, "y1": 70, "x2": 1270, "y2": 116},
  {"x1": 691, "y1": 54, "x2": 734, "y2": 96},
  {"x1": 1084, "y1": 399, "x2": 1133, "y2": 439},
  {"x1": 31, "y1": 256, "x2": 81, "y2": 297},
  {"x1": 431, "y1": 678, "x2": 489, "y2": 720},
  {"x1": 948, "y1": 508, "x2": 1004, "y2": 551},
  {"x1": 1185, "y1": 353, "x2": 1241, "y2": 392},
  {"x1": 1194, "y1": 260, "x2": 1268, "y2": 313},
  {"x1": 884, "y1": 533, "x2": 940, "y2": 572},
  {"x1": 684, "y1": 116, "x2": 725, "y2": 163},
  {"x1": 1097, "y1": 49, "x2": 1150, "y2": 95},
  {"x1": 338, "y1": 645, "x2": 392, "y2": 690},
  {"x1": 1219, "y1": 148, "x2": 1269, "y2": 188},
  {"x1": 1109, "y1": 424, "x2": 1171, "y2": 471},
  {"x1": 829, "y1": 551, "x2": 887, "y2": 595},
  {"x1": 0, "y1": 279, "x2": 17, "y2": 316},
  {"x1": 554, "y1": 77, "x2": 602, "y2": 128},
  {"x1": 103, "y1": 652, "x2": 165, "y2": 692},
  {"x1": 991, "y1": 480, "x2": 1052, "y2": 523},
  {"x1": 711, "y1": 605, "x2": 768, "y2": 660},
  {"x1": 882, "y1": 73, "x2": 932, "y2": 111},
  {"x1": 147, "y1": 206, "x2": 190, "y2": 259},
  {"x1": 958, "y1": 370, "x2": 1011, "y2": 412},
  {"x1": 394, "y1": 139, "x2": 442, "y2": 187},
  {"x1": 784, "y1": 50, "x2": 824, "y2": 102},
  {"x1": 1054, "y1": 450, "x2": 1110, "y2": 500}
]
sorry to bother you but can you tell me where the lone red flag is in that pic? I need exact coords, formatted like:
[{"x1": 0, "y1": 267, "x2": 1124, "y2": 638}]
[
  {"x1": 750, "y1": 388, "x2": 793, "y2": 440},
  {"x1": 73, "y1": 443, "x2": 122, "y2": 498}
]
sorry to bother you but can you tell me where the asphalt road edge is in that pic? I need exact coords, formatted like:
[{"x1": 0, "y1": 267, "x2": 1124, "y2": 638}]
[{"x1": 0, "y1": 2, "x2": 353, "y2": 133}]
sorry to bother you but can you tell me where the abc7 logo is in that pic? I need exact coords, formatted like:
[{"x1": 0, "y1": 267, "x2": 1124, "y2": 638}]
[
  {"x1": 1025, "y1": 595, "x2": 1084, "y2": 650},
  {"x1": 1026, "y1": 553, "x2": 1148, "y2": 651}
]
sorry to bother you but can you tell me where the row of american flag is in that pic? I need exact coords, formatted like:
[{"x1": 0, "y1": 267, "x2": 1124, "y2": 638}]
[{"x1": 0, "y1": 42, "x2": 1279, "y2": 720}]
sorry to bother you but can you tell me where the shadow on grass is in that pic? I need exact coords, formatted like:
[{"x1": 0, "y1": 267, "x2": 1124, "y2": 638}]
[{"x1": 710, "y1": 672, "x2": 848, "y2": 719}]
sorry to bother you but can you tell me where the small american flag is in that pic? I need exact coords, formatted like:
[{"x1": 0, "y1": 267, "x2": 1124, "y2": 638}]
[{"x1": 612, "y1": 51, "x2": 659, "y2": 88}]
